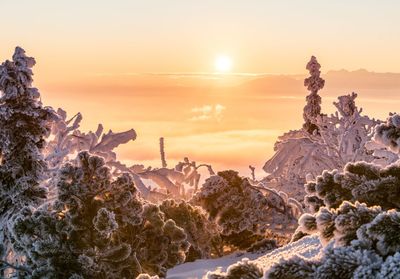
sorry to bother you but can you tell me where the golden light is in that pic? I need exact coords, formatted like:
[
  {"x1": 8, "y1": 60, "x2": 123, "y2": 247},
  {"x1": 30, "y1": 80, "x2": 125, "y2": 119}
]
[{"x1": 215, "y1": 55, "x2": 233, "y2": 73}]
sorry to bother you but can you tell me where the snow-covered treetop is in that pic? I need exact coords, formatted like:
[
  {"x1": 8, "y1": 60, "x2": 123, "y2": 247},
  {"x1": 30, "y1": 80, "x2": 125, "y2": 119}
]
[
  {"x1": 0, "y1": 47, "x2": 38, "y2": 101},
  {"x1": 303, "y1": 56, "x2": 325, "y2": 134},
  {"x1": 334, "y1": 92, "x2": 358, "y2": 117},
  {"x1": 304, "y1": 56, "x2": 325, "y2": 94}
]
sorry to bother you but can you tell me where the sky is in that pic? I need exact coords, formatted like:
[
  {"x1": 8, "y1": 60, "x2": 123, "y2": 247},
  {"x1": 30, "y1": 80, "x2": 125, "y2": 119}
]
[{"x1": 1, "y1": 1, "x2": 400, "y2": 176}]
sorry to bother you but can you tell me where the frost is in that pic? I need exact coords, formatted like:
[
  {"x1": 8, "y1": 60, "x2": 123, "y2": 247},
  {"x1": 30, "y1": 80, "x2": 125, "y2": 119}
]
[
  {"x1": 375, "y1": 113, "x2": 400, "y2": 153},
  {"x1": 191, "y1": 170, "x2": 298, "y2": 250},
  {"x1": 263, "y1": 58, "x2": 379, "y2": 200}
]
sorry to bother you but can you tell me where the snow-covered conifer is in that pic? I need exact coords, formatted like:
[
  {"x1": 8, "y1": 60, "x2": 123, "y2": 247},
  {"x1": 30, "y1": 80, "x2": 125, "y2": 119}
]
[
  {"x1": 0, "y1": 47, "x2": 55, "y2": 216},
  {"x1": 303, "y1": 56, "x2": 324, "y2": 134},
  {"x1": 304, "y1": 161, "x2": 400, "y2": 211},
  {"x1": 11, "y1": 152, "x2": 189, "y2": 278},
  {"x1": 0, "y1": 47, "x2": 56, "y2": 274}
]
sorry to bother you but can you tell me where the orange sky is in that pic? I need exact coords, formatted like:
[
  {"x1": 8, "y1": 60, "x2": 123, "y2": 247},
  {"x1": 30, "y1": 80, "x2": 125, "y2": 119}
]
[{"x1": 1, "y1": 1, "x2": 400, "y2": 176}]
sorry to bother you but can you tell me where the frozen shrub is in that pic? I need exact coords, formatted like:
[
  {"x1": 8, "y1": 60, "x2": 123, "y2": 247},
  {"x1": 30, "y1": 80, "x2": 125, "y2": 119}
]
[
  {"x1": 267, "y1": 256, "x2": 317, "y2": 279},
  {"x1": 374, "y1": 113, "x2": 400, "y2": 153},
  {"x1": 305, "y1": 161, "x2": 400, "y2": 211},
  {"x1": 270, "y1": 200, "x2": 400, "y2": 278},
  {"x1": 159, "y1": 199, "x2": 223, "y2": 261},
  {"x1": 192, "y1": 170, "x2": 296, "y2": 250},
  {"x1": 303, "y1": 194, "x2": 324, "y2": 213}
]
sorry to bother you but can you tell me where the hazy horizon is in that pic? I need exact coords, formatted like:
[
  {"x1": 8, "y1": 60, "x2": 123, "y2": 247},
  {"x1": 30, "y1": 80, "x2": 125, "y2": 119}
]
[{"x1": 27, "y1": 65, "x2": 400, "y2": 177}]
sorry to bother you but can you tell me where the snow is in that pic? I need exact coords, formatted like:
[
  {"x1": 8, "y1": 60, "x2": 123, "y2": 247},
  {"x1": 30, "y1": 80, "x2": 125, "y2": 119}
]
[{"x1": 167, "y1": 235, "x2": 321, "y2": 278}]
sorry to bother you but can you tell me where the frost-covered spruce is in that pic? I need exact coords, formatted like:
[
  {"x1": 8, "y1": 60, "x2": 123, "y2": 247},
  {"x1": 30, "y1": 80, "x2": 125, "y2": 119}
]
[
  {"x1": 159, "y1": 199, "x2": 223, "y2": 261},
  {"x1": 191, "y1": 170, "x2": 297, "y2": 250},
  {"x1": 270, "y1": 200, "x2": 400, "y2": 278},
  {"x1": 0, "y1": 47, "x2": 56, "y2": 216},
  {"x1": 0, "y1": 47, "x2": 56, "y2": 272},
  {"x1": 12, "y1": 152, "x2": 189, "y2": 278},
  {"x1": 304, "y1": 161, "x2": 400, "y2": 211}
]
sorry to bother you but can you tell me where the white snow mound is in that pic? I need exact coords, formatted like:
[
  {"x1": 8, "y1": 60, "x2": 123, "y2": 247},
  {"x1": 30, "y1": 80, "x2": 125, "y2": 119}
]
[{"x1": 167, "y1": 235, "x2": 321, "y2": 278}]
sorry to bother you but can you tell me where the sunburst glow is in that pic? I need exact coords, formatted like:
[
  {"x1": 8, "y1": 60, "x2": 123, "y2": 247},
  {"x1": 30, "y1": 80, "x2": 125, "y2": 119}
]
[{"x1": 215, "y1": 55, "x2": 232, "y2": 73}]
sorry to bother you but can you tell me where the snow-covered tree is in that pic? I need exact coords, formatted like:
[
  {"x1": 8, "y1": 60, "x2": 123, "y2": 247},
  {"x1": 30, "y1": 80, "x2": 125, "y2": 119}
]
[
  {"x1": 191, "y1": 170, "x2": 298, "y2": 250},
  {"x1": 11, "y1": 152, "x2": 190, "y2": 278},
  {"x1": 0, "y1": 47, "x2": 56, "y2": 274},
  {"x1": 263, "y1": 61, "x2": 379, "y2": 200},
  {"x1": 303, "y1": 56, "x2": 324, "y2": 134}
]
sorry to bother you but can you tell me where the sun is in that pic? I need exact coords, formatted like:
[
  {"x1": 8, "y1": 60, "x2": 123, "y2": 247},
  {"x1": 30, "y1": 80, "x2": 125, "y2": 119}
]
[{"x1": 215, "y1": 55, "x2": 232, "y2": 73}]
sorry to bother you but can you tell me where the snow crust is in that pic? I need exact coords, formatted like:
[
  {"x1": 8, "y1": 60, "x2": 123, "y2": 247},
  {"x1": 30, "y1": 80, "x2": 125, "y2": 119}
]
[{"x1": 167, "y1": 235, "x2": 321, "y2": 278}]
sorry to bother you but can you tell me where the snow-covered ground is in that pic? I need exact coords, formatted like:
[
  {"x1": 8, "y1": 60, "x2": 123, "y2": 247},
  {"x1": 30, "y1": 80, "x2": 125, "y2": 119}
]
[{"x1": 167, "y1": 235, "x2": 321, "y2": 278}]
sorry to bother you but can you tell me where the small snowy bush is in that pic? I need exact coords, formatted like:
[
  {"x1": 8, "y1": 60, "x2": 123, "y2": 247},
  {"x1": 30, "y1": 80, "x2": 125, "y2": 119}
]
[
  {"x1": 160, "y1": 199, "x2": 223, "y2": 261},
  {"x1": 192, "y1": 170, "x2": 297, "y2": 250}
]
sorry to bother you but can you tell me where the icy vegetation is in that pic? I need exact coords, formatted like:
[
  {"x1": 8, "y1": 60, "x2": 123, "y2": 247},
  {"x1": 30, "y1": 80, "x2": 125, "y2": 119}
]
[
  {"x1": 191, "y1": 170, "x2": 300, "y2": 252},
  {"x1": 167, "y1": 57, "x2": 400, "y2": 278},
  {"x1": 2, "y1": 47, "x2": 400, "y2": 279},
  {"x1": 0, "y1": 48, "x2": 300, "y2": 278},
  {"x1": 263, "y1": 57, "x2": 385, "y2": 200}
]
